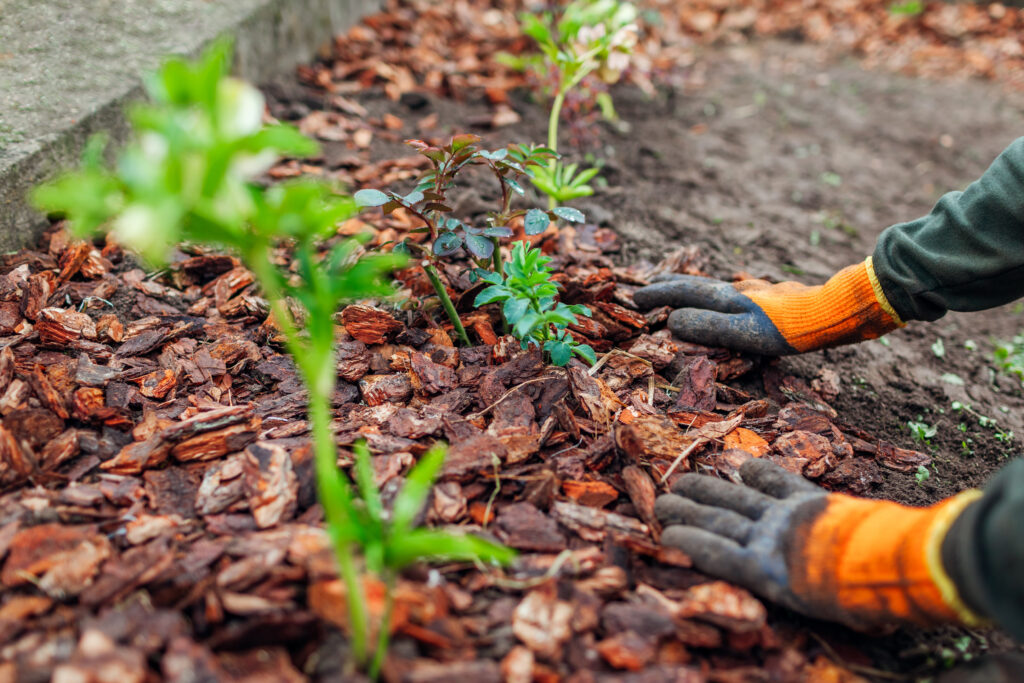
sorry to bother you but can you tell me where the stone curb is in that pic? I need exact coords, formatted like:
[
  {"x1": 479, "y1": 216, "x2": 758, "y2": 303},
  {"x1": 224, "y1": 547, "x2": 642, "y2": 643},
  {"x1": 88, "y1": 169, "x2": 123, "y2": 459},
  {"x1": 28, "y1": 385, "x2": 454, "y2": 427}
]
[{"x1": 0, "y1": 0, "x2": 381, "y2": 252}]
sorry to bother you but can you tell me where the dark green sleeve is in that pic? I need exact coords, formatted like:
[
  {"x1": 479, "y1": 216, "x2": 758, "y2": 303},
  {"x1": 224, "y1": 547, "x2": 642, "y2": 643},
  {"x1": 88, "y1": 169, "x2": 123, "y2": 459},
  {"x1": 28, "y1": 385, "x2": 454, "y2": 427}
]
[
  {"x1": 941, "y1": 458, "x2": 1024, "y2": 641},
  {"x1": 872, "y1": 137, "x2": 1024, "y2": 322}
]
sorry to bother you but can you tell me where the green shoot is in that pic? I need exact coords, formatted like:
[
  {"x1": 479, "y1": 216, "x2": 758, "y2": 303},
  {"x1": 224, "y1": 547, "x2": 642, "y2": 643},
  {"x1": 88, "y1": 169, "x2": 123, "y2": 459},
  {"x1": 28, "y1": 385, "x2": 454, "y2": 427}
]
[
  {"x1": 474, "y1": 241, "x2": 596, "y2": 366},
  {"x1": 906, "y1": 418, "x2": 937, "y2": 445},
  {"x1": 503, "y1": 0, "x2": 638, "y2": 207}
]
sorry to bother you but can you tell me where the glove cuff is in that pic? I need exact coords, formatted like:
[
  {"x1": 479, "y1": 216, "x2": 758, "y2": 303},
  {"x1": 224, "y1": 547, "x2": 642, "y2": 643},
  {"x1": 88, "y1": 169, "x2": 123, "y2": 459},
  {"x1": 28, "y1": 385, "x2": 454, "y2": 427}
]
[
  {"x1": 738, "y1": 259, "x2": 904, "y2": 353},
  {"x1": 790, "y1": 489, "x2": 986, "y2": 628}
]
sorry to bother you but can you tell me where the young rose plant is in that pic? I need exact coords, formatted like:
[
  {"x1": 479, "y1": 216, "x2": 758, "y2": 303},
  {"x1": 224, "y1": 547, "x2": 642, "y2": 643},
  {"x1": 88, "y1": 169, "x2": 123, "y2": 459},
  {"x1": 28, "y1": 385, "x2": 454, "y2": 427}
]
[
  {"x1": 33, "y1": 41, "x2": 512, "y2": 678},
  {"x1": 500, "y1": 0, "x2": 639, "y2": 207},
  {"x1": 474, "y1": 241, "x2": 596, "y2": 366},
  {"x1": 355, "y1": 135, "x2": 586, "y2": 344}
]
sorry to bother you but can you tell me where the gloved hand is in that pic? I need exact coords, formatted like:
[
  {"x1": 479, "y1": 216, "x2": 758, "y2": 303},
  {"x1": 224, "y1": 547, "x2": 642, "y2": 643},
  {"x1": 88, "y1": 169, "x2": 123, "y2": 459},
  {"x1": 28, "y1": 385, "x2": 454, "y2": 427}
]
[
  {"x1": 633, "y1": 258, "x2": 903, "y2": 354},
  {"x1": 655, "y1": 459, "x2": 985, "y2": 631}
]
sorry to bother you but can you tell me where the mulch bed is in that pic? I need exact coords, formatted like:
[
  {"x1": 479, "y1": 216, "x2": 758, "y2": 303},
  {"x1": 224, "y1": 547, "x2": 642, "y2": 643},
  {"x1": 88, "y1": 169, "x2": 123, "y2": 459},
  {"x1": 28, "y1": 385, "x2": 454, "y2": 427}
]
[{"x1": 2, "y1": 1, "x2": 1022, "y2": 681}]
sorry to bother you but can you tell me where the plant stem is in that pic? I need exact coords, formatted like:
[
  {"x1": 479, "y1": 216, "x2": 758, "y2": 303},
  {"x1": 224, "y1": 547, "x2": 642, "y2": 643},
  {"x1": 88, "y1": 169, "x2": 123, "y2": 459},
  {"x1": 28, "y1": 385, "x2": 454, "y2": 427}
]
[
  {"x1": 249, "y1": 246, "x2": 370, "y2": 668},
  {"x1": 546, "y1": 89, "x2": 566, "y2": 210},
  {"x1": 548, "y1": 90, "x2": 564, "y2": 155},
  {"x1": 310, "y1": 391, "x2": 370, "y2": 667},
  {"x1": 490, "y1": 238, "x2": 504, "y2": 279},
  {"x1": 424, "y1": 262, "x2": 471, "y2": 346},
  {"x1": 368, "y1": 572, "x2": 396, "y2": 680}
]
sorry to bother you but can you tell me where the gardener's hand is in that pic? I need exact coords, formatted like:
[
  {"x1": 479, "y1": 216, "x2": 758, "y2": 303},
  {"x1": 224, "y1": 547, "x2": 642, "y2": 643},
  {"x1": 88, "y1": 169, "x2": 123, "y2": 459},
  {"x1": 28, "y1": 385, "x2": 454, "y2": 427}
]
[
  {"x1": 633, "y1": 258, "x2": 903, "y2": 354},
  {"x1": 655, "y1": 459, "x2": 985, "y2": 631}
]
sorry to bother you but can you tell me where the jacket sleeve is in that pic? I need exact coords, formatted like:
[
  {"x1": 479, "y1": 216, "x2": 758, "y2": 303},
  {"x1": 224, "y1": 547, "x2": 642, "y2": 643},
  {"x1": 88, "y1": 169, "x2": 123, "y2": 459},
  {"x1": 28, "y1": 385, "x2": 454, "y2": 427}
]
[
  {"x1": 941, "y1": 458, "x2": 1024, "y2": 641},
  {"x1": 872, "y1": 136, "x2": 1024, "y2": 322}
]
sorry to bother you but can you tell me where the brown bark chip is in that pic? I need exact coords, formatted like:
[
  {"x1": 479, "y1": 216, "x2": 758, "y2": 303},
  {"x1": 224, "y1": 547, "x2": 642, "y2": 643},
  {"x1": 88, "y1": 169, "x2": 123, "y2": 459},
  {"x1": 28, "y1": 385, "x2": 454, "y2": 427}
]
[
  {"x1": 243, "y1": 441, "x2": 298, "y2": 528},
  {"x1": 340, "y1": 304, "x2": 402, "y2": 343},
  {"x1": 495, "y1": 502, "x2": 567, "y2": 553}
]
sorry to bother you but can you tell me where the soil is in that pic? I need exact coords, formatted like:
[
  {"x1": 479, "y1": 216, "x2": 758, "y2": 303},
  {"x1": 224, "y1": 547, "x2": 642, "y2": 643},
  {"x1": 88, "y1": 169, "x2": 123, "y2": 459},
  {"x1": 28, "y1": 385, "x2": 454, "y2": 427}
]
[{"x1": 267, "y1": 36, "x2": 1024, "y2": 673}]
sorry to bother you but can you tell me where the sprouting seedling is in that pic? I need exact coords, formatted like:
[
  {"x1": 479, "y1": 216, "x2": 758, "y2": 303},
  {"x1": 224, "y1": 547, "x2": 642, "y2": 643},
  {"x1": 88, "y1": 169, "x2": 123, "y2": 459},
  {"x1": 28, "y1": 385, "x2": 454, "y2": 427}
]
[
  {"x1": 474, "y1": 240, "x2": 596, "y2": 366},
  {"x1": 345, "y1": 442, "x2": 515, "y2": 677},
  {"x1": 32, "y1": 41, "x2": 511, "y2": 678},
  {"x1": 355, "y1": 136, "x2": 585, "y2": 344}
]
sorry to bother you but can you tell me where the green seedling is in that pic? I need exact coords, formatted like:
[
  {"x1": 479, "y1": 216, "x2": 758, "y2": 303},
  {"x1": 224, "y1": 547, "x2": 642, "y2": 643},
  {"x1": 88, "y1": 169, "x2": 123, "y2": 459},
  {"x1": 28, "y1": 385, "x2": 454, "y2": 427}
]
[
  {"x1": 907, "y1": 418, "x2": 937, "y2": 445},
  {"x1": 33, "y1": 42, "x2": 512, "y2": 677},
  {"x1": 474, "y1": 241, "x2": 596, "y2": 366},
  {"x1": 993, "y1": 334, "x2": 1024, "y2": 382},
  {"x1": 356, "y1": 137, "x2": 585, "y2": 344},
  {"x1": 915, "y1": 465, "x2": 930, "y2": 484},
  {"x1": 528, "y1": 160, "x2": 602, "y2": 204},
  {"x1": 346, "y1": 442, "x2": 515, "y2": 677},
  {"x1": 501, "y1": 0, "x2": 638, "y2": 207}
]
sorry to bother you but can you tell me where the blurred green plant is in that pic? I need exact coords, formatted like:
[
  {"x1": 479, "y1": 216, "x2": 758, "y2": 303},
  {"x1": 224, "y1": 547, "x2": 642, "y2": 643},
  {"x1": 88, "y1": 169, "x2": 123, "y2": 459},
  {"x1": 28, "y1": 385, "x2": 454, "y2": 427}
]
[
  {"x1": 500, "y1": 0, "x2": 638, "y2": 207},
  {"x1": 355, "y1": 136, "x2": 586, "y2": 343},
  {"x1": 33, "y1": 40, "x2": 512, "y2": 678},
  {"x1": 347, "y1": 442, "x2": 515, "y2": 676},
  {"x1": 474, "y1": 241, "x2": 596, "y2": 366},
  {"x1": 888, "y1": 0, "x2": 924, "y2": 16},
  {"x1": 994, "y1": 334, "x2": 1024, "y2": 382}
]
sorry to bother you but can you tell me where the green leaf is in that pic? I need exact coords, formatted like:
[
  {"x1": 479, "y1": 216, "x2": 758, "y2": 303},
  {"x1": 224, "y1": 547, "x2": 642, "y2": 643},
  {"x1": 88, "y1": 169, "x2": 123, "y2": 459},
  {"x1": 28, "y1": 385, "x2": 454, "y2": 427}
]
[
  {"x1": 385, "y1": 529, "x2": 516, "y2": 570},
  {"x1": 505, "y1": 177, "x2": 525, "y2": 196},
  {"x1": 353, "y1": 441, "x2": 384, "y2": 527},
  {"x1": 480, "y1": 271, "x2": 504, "y2": 285},
  {"x1": 502, "y1": 296, "x2": 529, "y2": 325},
  {"x1": 573, "y1": 344, "x2": 597, "y2": 366},
  {"x1": 552, "y1": 206, "x2": 585, "y2": 223},
  {"x1": 451, "y1": 133, "x2": 481, "y2": 153},
  {"x1": 546, "y1": 340, "x2": 572, "y2": 366},
  {"x1": 514, "y1": 311, "x2": 542, "y2": 338},
  {"x1": 354, "y1": 189, "x2": 390, "y2": 207},
  {"x1": 391, "y1": 444, "x2": 445, "y2": 535},
  {"x1": 524, "y1": 208, "x2": 550, "y2": 236},
  {"x1": 434, "y1": 232, "x2": 463, "y2": 256},
  {"x1": 482, "y1": 226, "x2": 513, "y2": 238},
  {"x1": 474, "y1": 285, "x2": 510, "y2": 307},
  {"x1": 465, "y1": 234, "x2": 494, "y2": 259}
]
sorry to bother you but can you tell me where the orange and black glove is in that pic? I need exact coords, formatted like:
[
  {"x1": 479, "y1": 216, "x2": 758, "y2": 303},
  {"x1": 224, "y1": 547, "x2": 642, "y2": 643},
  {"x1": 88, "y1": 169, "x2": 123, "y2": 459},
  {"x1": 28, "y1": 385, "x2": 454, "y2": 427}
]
[
  {"x1": 633, "y1": 258, "x2": 903, "y2": 355},
  {"x1": 656, "y1": 459, "x2": 987, "y2": 632}
]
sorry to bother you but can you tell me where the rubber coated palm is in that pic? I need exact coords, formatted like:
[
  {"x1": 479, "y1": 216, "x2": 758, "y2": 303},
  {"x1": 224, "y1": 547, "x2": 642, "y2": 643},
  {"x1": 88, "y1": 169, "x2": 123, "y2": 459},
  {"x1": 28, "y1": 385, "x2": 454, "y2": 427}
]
[
  {"x1": 655, "y1": 459, "x2": 840, "y2": 622},
  {"x1": 633, "y1": 275, "x2": 796, "y2": 355}
]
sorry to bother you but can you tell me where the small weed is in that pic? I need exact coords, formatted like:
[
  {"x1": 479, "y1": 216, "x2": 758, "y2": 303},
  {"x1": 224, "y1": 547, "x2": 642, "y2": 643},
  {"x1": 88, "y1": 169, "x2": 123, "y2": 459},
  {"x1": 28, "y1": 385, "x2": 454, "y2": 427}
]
[
  {"x1": 964, "y1": 339, "x2": 977, "y2": 351},
  {"x1": 931, "y1": 338, "x2": 945, "y2": 358},
  {"x1": 914, "y1": 465, "x2": 930, "y2": 484},
  {"x1": 993, "y1": 334, "x2": 1024, "y2": 382},
  {"x1": 907, "y1": 418, "x2": 937, "y2": 445},
  {"x1": 820, "y1": 171, "x2": 842, "y2": 187}
]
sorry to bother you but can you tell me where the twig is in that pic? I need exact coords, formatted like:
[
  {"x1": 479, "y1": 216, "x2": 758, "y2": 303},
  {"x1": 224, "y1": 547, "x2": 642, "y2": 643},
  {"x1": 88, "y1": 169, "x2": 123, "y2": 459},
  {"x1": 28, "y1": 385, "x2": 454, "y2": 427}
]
[
  {"x1": 659, "y1": 439, "x2": 706, "y2": 484},
  {"x1": 466, "y1": 374, "x2": 563, "y2": 420}
]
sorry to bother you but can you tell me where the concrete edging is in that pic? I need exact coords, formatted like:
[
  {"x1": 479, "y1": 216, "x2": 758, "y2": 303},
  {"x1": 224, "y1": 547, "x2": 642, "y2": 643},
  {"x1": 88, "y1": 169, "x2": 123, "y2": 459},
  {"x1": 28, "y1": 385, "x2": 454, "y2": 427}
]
[{"x1": 0, "y1": 0, "x2": 382, "y2": 252}]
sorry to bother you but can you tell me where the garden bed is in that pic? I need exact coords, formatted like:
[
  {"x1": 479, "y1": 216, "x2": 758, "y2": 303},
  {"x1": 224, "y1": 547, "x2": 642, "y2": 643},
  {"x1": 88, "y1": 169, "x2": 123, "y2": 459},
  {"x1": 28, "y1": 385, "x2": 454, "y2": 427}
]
[{"x1": 3, "y1": 1, "x2": 1024, "y2": 681}]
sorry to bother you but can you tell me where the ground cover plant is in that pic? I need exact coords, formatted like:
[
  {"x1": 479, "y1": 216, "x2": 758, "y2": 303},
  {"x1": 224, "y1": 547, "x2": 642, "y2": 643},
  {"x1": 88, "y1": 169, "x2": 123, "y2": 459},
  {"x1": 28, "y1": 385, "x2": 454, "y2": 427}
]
[
  {"x1": 4, "y1": 0, "x2": 1024, "y2": 680},
  {"x1": 32, "y1": 42, "x2": 513, "y2": 677}
]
